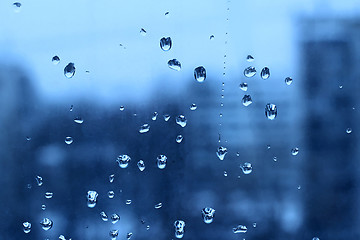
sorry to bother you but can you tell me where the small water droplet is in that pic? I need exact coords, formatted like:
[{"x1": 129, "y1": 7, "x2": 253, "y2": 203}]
[
  {"x1": 244, "y1": 66, "x2": 256, "y2": 78},
  {"x1": 140, "y1": 28, "x2": 147, "y2": 36},
  {"x1": 216, "y1": 146, "x2": 227, "y2": 160},
  {"x1": 65, "y1": 136, "x2": 73, "y2": 145},
  {"x1": 223, "y1": 171, "x2": 228, "y2": 177},
  {"x1": 127, "y1": 232, "x2": 133, "y2": 240},
  {"x1": 168, "y1": 59, "x2": 181, "y2": 71},
  {"x1": 202, "y1": 207, "x2": 215, "y2": 224},
  {"x1": 137, "y1": 160, "x2": 145, "y2": 171},
  {"x1": 190, "y1": 103, "x2": 197, "y2": 110},
  {"x1": 242, "y1": 94, "x2": 253, "y2": 106},
  {"x1": 155, "y1": 202, "x2": 163, "y2": 209},
  {"x1": 64, "y1": 63, "x2": 76, "y2": 78},
  {"x1": 126, "y1": 199, "x2": 132, "y2": 205},
  {"x1": 265, "y1": 103, "x2": 277, "y2": 120},
  {"x1": 157, "y1": 155, "x2": 167, "y2": 169},
  {"x1": 241, "y1": 162, "x2": 252, "y2": 174},
  {"x1": 152, "y1": 112, "x2": 158, "y2": 120},
  {"x1": 35, "y1": 175, "x2": 43, "y2": 186},
  {"x1": 236, "y1": 152, "x2": 240, "y2": 157},
  {"x1": 312, "y1": 237, "x2": 320, "y2": 240},
  {"x1": 165, "y1": 11, "x2": 170, "y2": 17},
  {"x1": 73, "y1": 117, "x2": 84, "y2": 124},
  {"x1": 339, "y1": 85, "x2": 343, "y2": 89},
  {"x1": 13, "y1": 2, "x2": 21, "y2": 12},
  {"x1": 111, "y1": 213, "x2": 120, "y2": 224},
  {"x1": 273, "y1": 156, "x2": 277, "y2": 162},
  {"x1": 108, "y1": 191, "x2": 115, "y2": 199},
  {"x1": 194, "y1": 66, "x2": 206, "y2": 83},
  {"x1": 109, "y1": 230, "x2": 119, "y2": 240},
  {"x1": 246, "y1": 55, "x2": 254, "y2": 62},
  {"x1": 267, "y1": 144, "x2": 271, "y2": 149},
  {"x1": 253, "y1": 222, "x2": 257, "y2": 228},
  {"x1": 70, "y1": 105, "x2": 73, "y2": 111},
  {"x1": 174, "y1": 220, "x2": 185, "y2": 239},
  {"x1": 346, "y1": 128, "x2": 352, "y2": 134},
  {"x1": 176, "y1": 115, "x2": 187, "y2": 127},
  {"x1": 41, "y1": 204, "x2": 46, "y2": 210},
  {"x1": 285, "y1": 77, "x2": 293, "y2": 85},
  {"x1": 260, "y1": 67, "x2": 270, "y2": 80},
  {"x1": 116, "y1": 154, "x2": 131, "y2": 168},
  {"x1": 109, "y1": 174, "x2": 115, "y2": 183},
  {"x1": 233, "y1": 225, "x2": 247, "y2": 233},
  {"x1": 291, "y1": 147, "x2": 299, "y2": 156},
  {"x1": 23, "y1": 221, "x2": 31, "y2": 233},
  {"x1": 45, "y1": 192, "x2": 53, "y2": 199},
  {"x1": 210, "y1": 35, "x2": 215, "y2": 40},
  {"x1": 59, "y1": 235, "x2": 66, "y2": 240},
  {"x1": 119, "y1": 106, "x2": 125, "y2": 111},
  {"x1": 26, "y1": 136, "x2": 31, "y2": 141},
  {"x1": 176, "y1": 135, "x2": 183, "y2": 143},
  {"x1": 40, "y1": 218, "x2": 53, "y2": 231},
  {"x1": 146, "y1": 225, "x2": 150, "y2": 230},
  {"x1": 164, "y1": 114, "x2": 171, "y2": 121},
  {"x1": 52, "y1": 56, "x2": 60, "y2": 65},
  {"x1": 87, "y1": 190, "x2": 98, "y2": 208},
  {"x1": 100, "y1": 211, "x2": 108, "y2": 221},
  {"x1": 139, "y1": 123, "x2": 150, "y2": 133},
  {"x1": 297, "y1": 185, "x2": 301, "y2": 190},
  {"x1": 239, "y1": 82, "x2": 248, "y2": 91},
  {"x1": 160, "y1": 37, "x2": 172, "y2": 51}
]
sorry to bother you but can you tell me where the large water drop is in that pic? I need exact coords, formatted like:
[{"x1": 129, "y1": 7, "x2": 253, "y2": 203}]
[
  {"x1": 23, "y1": 221, "x2": 31, "y2": 233},
  {"x1": 100, "y1": 211, "x2": 108, "y2": 221},
  {"x1": 242, "y1": 94, "x2": 252, "y2": 106},
  {"x1": 241, "y1": 162, "x2": 252, "y2": 174},
  {"x1": 176, "y1": 115, "x2": 187, "y2": 127},
  {"x1": 260, "y1": 67, "x2": 270, "y2": 79},
  {"x1": 265, "y1": 103, "x2": 277, "y2": 120},
  {"x1": 139, "y1": 124, "x2": 150, "y2": 133},
  {"x1": 232, "y1": 225, "x2": 247, "y2": 233},
  {"x1": 160, "y1": 37, "x2": 172, "y2": 51},
  {"x1": 202, "y1": 207, "x2": 215, "y2": 224},
  {"x1": 239, "y1": 82, "x2": 248, "y2": 91},
  {"x1": 216, "y1": 146, "x2": 227, "y2": 160},
  {"x1": 40, "y1": 218, "x2": 53, "y2": 231},
  {"x1": 87, "y1": 190, "x2": 98, "y2": 208},
  {"x1": 194, "y1": 66, "x2": 206, "y2": 83},
  {"x1": 244, "y1": 66, "x2": 256, "y2": 78},
  {"x1": 52, "y1": 56, "x2": 60, "y2": 65},
  {"x1": 109, "y1": 230, "x2": 119, "y2": 240},
  {"x1": 174, "y1": 220, "x2": 185, "y2": 239},
  {"x1": 285, "y1": 77, "x2": 293, "y2": 85},
  {"x1": 64, "y1": 63, "x2": 76, "y2": 78},
  {"x1": 157, "y1": 155, "x2": 167, "y2": 169},
  {"x1": 111, "y1": 214, "x2": 120, "y2": 224},
  {"x1": 137, "y1": 160, "x2": 145, "y2": 171},
  {"x1": 116, "y1": 154, "x2": 131, "y2": 168},
  {"x1": 65, "y1": 136, "x2": 73, "y2": 145},
  {"x1": 168, "y1": 59, "x2": 181, "y2": 71},
  {"x1": 176, "y1": 135, "x2": 183, "y2": 143}
]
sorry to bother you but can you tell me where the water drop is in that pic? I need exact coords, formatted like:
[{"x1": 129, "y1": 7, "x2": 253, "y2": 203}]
[
  {"x1": 246, "y1": 55, "x2": 254, "y2": 62},
  {"x1": 41, "y1": 204, "x2": 46, "y2": 210},
  {"x1": 146, "y1": 225, "x2": 150, "y2": 230},
  {"x1": 74, "y1": 117, "x2": 83, "y2": 124},
  {"x1": 59, "y1": 235, "x2": 66, "y2": 240},
  {"x1": 64, "y1": 63, "x2": 76, "y2": 78},
  {"x1": 26, "y1": 136, "x2": 31, "y2": 141},
  {"x1": 265, "y1": 103, "x2": 277, "y2": 120},
  {"x1": 253, "y1": 222, "x2": 257, "y2": 228},
  {"x1": 52, "y1": 56, "x2": 60, "y2": 65},
  {"x1": 139, "y1": 123, "x2": 150, "y2": 133},
  {"x1": 244, "y1": 66, "x2": 256, "y2": 78},
  {"x1": 297, "y1": 185, "x2": 301, "y2": 190},
  {"x1": 190, "y1": 103, "x2": 197, "y2": 110},
  {"x1": 111, "y1": 214, "x2": 120, "y2": 224},
  {"x1": 174, "y1": 220, "x2": 185, "y2": 239},
  {"x1": 241, "y1": 162, "x2": 252, "y2": 174},
  {"x1": 233, "y1": 225, "x2": 247, "y2": 233},
  {"x1": 126, "y1": 199, "x2": 132, "y2": 205},
  {"x1": 267, "y1": 144, "x2": 271, "y2": 150},
  {"x1": 260, "y1": 67, "x2": 270, "y2": 79},
  {"x1": 152, "y1": 112, "x2": 158, "y2": 120},
  {"x1": 210, "y1": 35, "x2": 215, "y2": 40},
  {"x1": 127, "y1": 232, "x2": 133, "y2": 240},
  {"x1": 312, "y1": 237, "x2": 320, "y2": 240},
  {"x1": 23, "y1": 221, "x2": 31, "y2": 233},
  {"x1": 87, "y1": 190, "x2": 98, "y2": 208},
  {"x1": 194, "y1": 66, "x2": 206, "y2": 83},
  {"x1": 239, "y1": 82, "x2": 248, "y2": 91},
  {"x1": 165, "y1": 11, "x2": 170, "y2": 17},
  {"x1": 236, "y1": 152, "x2": 240, "y2": 157},
  {"x1": 273, "y1": 156, "x2": 277, "y2": 162},
  {"x1": 100, "y1": 211, "x2": 108, "y2": 221},
  {"x1": 242, "y1": 95, "x2": 253, "y2": 106},
  {"x1": 346, "y1": 128, "x2": 352, "y2": 134},
  {"x1": 285, "y1": 77, "x2": 293, "y2": 85},
  {"x1": 137, "y1": 160, "x2": 145, "y2": 171},
  {"x1": 109, "y1": 230, "x2": 119, "y2": 240},
  {"x1": 70, "y1": 105, "x2": 73, "y2": 111},
  {"x1": 40, "y1": 218, "x2": 53, "y2": 231},
  {"x1": 140, "y1": 28, "x2": 147, "y2": 36},
  {"x1": 202, "y1": 207, "x2": 215, "y2": 224},
  {"x1": 160, "y1": 37, "x2": 172, "y2": 51},
  {"x1": 291, "y1": 147, "x2": 299, "y2": 156},
  {"x1": 157, "y1": 155, "x2": 167, "y2": 169},
  {"x1": 27, "y1": 183, "x2": 32, "y2": 189},
  {"x1": 176, "y1": 115, "x2": 187, "y2": 127},
  {"x1": 168, "y1": 59, "x2": 181, "y2": 71},
  {"x1": 45, "y1": 192, "x2": 53, "y2": 199},
  {"x1": 163, "y1": 114, "x2": 171, "y2": 121},
  {"x1": 223, "y1": 171, "x2": 228, "y2": 177},
  {"x1": 108, "y1": 191, "x2": 115, "y2": 199},
  {"x1": 116, "y1": 154, "x2": 131, "y2": 168},
  {"x1": 65, "y1": 136, "x2": 73, "y2": 145},
  {"x1": 109, "y1": 174, "x2": 115, "y2": 183},
  {"x1": 176, "y1": 135, "x2": 183, "y2": 143},
  {"x1": 120, "y1": 106, "x2": 125, "y2": 111},
  {"x1": 216, "y1": 146, "x2": 227, "y2": 160},
  {"x1": 35, "y1": 175, "x2": 43, "y2": 186},
  {"x1": 155, "y1": 202, "x2": 163, "y2": 209}
]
